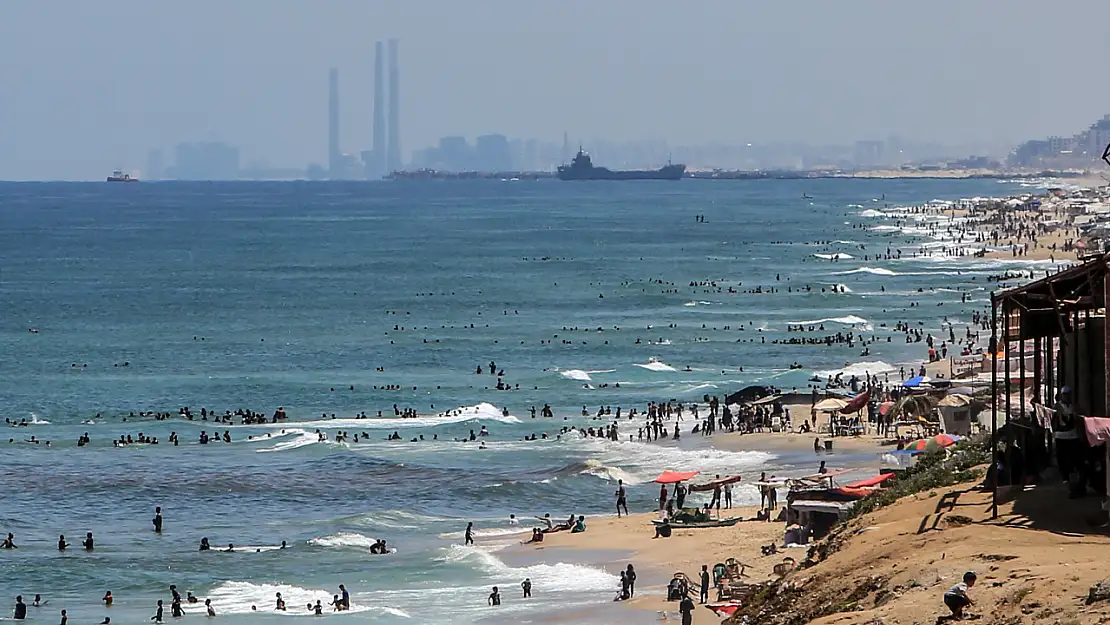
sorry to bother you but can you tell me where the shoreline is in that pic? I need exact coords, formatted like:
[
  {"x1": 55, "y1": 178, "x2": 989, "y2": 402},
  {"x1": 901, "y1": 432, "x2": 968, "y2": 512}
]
[{"x1": 482, "y1": 179, "x2": 1110, "y2": 623}]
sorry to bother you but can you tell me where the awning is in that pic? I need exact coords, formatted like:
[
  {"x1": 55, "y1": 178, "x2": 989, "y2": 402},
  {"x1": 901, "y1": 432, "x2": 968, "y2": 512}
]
[
  {"x1": 844, "y1": 473, "x2": 896, "y2": 488},
  {"x1": 654, "y1": 471, "x2": 699, "y2": 484},
  {"x1": 902, "y1": 375, "x2": 932, "y2": 388}
]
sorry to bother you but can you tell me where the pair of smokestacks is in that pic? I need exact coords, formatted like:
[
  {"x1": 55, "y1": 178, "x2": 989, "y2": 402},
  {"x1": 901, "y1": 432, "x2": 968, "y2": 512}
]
[{"x1": 329, "y1": 39, "x2": 399, "y2": 179}]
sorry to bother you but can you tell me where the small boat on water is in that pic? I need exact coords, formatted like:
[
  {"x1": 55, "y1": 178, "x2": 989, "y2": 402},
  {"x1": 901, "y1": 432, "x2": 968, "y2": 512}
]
[{"x1": 107, "y1": 170, "x2": 138, "y2": 182}]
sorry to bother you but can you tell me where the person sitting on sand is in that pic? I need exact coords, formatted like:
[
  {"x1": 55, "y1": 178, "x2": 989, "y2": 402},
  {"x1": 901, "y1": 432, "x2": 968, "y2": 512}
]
[
  {"x1": 653, "y1": 520, "x2": 672, "y2": 539},
  {"x1": 522, "y1": 528, "x2": 544, "y2": 545},
  {"x1": 571, "y1": 515, "x2": 586, "y2": 533},
  {"x1": 943, "y1": 571, "x2": 976, "y2": 619}
]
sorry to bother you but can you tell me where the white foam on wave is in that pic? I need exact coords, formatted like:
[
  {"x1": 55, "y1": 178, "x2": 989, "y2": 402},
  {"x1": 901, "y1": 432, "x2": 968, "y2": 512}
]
[
  {"x1": 813, "y1": 253, "x2": 854, "y2": 260},
  {"x1": 683, "y1": 300, "x2": 716, "y2": 307},
  {"x1": 255, "y1": 402, "x2": 522, "y2": 432},
  {"x1": 791, "y1": 315, "x2": 870, "y2": 326},
  {"x1": 635, "y1": 360, "x2": 676, "y2": 372},
  {"x1": 442, "y1": 545, "x2": 617, "y2": 594},
  {"x1": 309, "y1": 532, "x2": 378, "y2": 550},
  {"x1": 567, "y1": 438, "x2": 774, "y2": 485},
  {"x1": 257, "y1": 429, "x2": 321, "y2": 453},
  {"x1": 350, "y1": 509, "x2": 452, "y2": 530},
  {"x1": 832, "y1": 284, "x2": 853, "y2": 293},
  {"x1": 559, "y1": 369, "x2": 593, "y2": 382},
  {"x1": 27, "y1": 414, "x2": 51, "y2": 425},
  {"x1": 437, "y1": 526, "x2": 530, "y2": 540},
  {"x1": 833, "y1": 266, "x2": 899, "y2": 276},
  {"x1": 814, "y1": 360, "x2": 897, "y2": 379},
  {"x1": 205, "y1": 581, "x2": 405, "y2": 617},
  {"x1": 858, "y1": 209, "x2": 885, "y2": 218}
]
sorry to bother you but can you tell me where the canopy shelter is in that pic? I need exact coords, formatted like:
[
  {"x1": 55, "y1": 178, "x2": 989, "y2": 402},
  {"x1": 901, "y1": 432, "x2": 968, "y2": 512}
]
[
  {"x1": 937, "y1": 393, "x2": 973, "y2": 408},
  {"x1": 654, "y1": 471, "x2": 699, "y2": 484},
  {"x1": 990, "y1": 251, "x2": 1110, "y2": 518}
]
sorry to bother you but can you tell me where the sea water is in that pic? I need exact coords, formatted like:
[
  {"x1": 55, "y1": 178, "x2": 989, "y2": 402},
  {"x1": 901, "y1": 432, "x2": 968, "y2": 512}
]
[{"x1": 0, "y1": 178, "x2": 1061, "y2": 623}]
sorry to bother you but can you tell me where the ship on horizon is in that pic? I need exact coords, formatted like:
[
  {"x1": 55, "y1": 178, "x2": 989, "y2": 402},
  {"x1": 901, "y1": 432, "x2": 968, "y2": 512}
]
[
  {"x1": 107, "y1": 170, "x2": 138, "y2": 182},
  {"x1": 556, "y1": 148, "x2": 685, "y2": 181}
]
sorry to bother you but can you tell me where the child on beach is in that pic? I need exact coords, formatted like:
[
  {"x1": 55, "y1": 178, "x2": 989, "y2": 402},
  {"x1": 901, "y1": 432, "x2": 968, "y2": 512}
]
[{"x1": 943, "y1": 571, "x2": 976, "y2": 618}]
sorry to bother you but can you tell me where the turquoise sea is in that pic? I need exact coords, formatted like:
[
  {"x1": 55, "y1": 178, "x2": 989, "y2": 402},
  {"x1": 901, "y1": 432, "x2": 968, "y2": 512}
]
[{"x1": 0, "y1": 178, "x2": 1056, "y2": 623}]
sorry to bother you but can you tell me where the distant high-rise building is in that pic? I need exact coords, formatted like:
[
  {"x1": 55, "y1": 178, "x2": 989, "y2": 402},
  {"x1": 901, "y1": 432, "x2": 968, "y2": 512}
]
[
  {"x1": 145, "y1": 149, "x2": 164, "y2": 180},
  {"x1": 386, "y1": 39, "x2": 402, "y2": 173},
  {"x1": 371, "y1": 41, "x2": 387, "y2": 179},
  {"x1": 328, "y1": 68, "x2": 340, "y2": 177}
]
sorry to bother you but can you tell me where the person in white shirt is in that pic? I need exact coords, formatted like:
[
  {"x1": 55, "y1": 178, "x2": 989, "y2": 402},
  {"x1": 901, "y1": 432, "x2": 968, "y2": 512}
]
[
  {"x1": 508, "y1": 514, "x2": 519, "y2": 525},
  {"x1": 943, "y1": 571, "x2": 976, "y2": 618}
]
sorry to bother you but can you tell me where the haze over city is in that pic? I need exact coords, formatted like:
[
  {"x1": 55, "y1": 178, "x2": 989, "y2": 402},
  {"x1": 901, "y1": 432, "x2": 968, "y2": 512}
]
[{"x1": 2, "y1": 0, "x2": 1110, "y2": 180}]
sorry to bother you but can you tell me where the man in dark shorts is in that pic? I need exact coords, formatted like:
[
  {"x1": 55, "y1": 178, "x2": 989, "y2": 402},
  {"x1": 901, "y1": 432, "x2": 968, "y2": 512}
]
[
  {"x1": 943, "y1": 571, "x2": 976, "y2": 618},
  {"x1": 615, "y1": 480, "x2": 629, "y2": 517}
]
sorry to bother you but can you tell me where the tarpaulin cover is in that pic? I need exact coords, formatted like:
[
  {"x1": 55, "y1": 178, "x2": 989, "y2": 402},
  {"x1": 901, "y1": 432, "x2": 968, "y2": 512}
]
[
  {"x1": 1085, "y1": 417, "x2": 1110, "y2": 446},
  {"x1": 654, "y1": 471, "x2": 699, "y2": 484}
]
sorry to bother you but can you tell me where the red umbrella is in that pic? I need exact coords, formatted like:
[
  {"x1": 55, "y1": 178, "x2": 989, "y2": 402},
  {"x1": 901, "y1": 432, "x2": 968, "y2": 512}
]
[
  {"x1": 903, "y1": 433, "x2": 958, "y2": 451},
  {"x1": 653, "y1": 471, "x2": 699, "y2": 484},
  {"x1": 879, "y1": 401, "x2": 895, "y2": 416},
  {"x1": 840, "y1": 391, "x2": 870, "y2": 414}
]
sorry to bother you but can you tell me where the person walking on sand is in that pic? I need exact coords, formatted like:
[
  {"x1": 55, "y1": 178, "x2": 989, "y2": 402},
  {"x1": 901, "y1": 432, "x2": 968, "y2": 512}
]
[
  {"x1": 658, "y1": 483, "x2": 668, "y2": 511},
  {"x1": 464, "y1": 522, "x2": 474, "y2": 546},
  {"x1": 724, "y1": 481, "x2": 733, "y2": 509},
  {"x1": 615, "y1": 480, "x2": 629, "y2": 517},
  {"x1": 699, "y1": 565, "x2": 711, "y2": 603},
  {"x1": 626, "y1": 564, "x2": 637, "y2": 597}
]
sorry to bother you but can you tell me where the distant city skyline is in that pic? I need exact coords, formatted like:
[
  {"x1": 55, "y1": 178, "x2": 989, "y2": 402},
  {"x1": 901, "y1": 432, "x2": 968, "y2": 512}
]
[{"x1": 2, "y1": 1, "x2": 1110, "y2": 179}]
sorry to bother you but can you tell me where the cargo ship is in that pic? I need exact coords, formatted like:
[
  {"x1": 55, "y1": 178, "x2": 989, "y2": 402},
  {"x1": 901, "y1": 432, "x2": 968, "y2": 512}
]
[
  {"x1": 556, "y1": 148, "x2": 685, "y2": 181},
  {"x1": 107, "y1": 170, "x2": 138, "y2": 182}
]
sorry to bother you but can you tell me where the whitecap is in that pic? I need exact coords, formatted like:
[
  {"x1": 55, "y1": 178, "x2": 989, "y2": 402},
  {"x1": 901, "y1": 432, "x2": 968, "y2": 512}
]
[
  {"x1": 634, "y1": 360, "x2": 676, "y2": 372},
  {"x1": 833, "y1": 266, "x2": 899, "y2": 276},
  {"x1": 814, "y1": 360, "x2": 897, "y2": 379},
  {"x1": 813, "y1": 253, "x2": 854, "y2": 260},
  {"x1": 204, "y1": 581, "x2": 396, "y2": 617},
  {"x1": 790, "y1": 315, "x2": 870, "y2": 326},
  {"x1": 559, "y1": 369, "x2": 593, "y2": 382},
  {"x1": 441, "y1": 545, "x2": 617, "y2": 594}
]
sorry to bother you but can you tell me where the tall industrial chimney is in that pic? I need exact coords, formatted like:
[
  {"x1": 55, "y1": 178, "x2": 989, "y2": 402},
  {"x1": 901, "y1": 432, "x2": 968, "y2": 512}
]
[
  {"x1": 386, "y1": 39, "x2": 401, "y2": 174},
  {"x1": 372, "y1": 42, "x2": 386, "y2": 179},
  {"x1": 328, "y1": 67, "x2": 340, "y2": 177}
]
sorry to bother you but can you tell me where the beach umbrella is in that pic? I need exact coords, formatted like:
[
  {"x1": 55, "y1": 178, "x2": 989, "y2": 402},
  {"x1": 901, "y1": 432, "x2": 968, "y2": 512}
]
[
  {"x1": 839, "y1": 390, "x2": 870, "y2": 414},
  {"x1": 654, "y1": 471, "x2": 699, "y2": 484},
  {"x1": 813, "y1": 398, "x2": 849, "y2": 412},
  {"x1": 879, "y1": 401, "x2": 896, "y2": 416},
  {"x1": 903, "y1": 433, "x2": 960, "y2": 451}
]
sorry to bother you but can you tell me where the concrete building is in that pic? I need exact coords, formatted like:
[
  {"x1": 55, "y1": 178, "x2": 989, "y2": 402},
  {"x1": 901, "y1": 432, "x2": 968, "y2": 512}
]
[
  {"x1": 169, "y1": 142, "x2": 240, "y2": 180},
  {"x1": 328, "y1": 68, "x2": 341, "y2": 177}
]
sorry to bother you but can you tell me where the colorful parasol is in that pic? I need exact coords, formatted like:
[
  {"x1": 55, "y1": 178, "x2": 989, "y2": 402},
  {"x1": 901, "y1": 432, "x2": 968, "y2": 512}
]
[{"x1": 903, "y1": 433, "x2": 961, "y2": 451}]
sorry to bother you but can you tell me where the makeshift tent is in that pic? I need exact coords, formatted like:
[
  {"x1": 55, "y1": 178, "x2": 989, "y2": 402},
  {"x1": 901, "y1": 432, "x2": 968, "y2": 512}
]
[{"x1": 654, "y1": 471, "x2": 699, "y2": 484}]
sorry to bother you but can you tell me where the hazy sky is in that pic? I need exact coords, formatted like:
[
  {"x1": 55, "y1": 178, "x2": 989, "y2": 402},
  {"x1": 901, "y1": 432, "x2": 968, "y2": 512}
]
[{"x1": 2, "y1": 0, "x2": 1109, "y2": 179}]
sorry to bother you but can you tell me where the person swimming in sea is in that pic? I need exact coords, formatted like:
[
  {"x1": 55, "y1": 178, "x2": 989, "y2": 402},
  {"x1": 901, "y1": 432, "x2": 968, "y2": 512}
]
[
  {"x1": 204, "y1": 599, "x2": 214, "y2": 617},
  {"x1": 186, "y1": 592, "x2": 198, "y2": 604},
  {"x1": 2, "y1": 532, "x2": 16, "y2": 548},
  {"x1": 199, "y1": 537, "x2": 210, "y2": 551},
  {"x1": 275, "y1": 593, "x2": 286, "y2": 611},
  {"x1": 102, "y1": 591, "x2": 113, "y2": 607}
]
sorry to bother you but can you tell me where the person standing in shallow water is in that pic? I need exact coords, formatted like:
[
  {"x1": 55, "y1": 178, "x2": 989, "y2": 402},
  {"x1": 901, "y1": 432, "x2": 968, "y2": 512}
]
[
  {"x1": 487, "y1": 587, "x2": 500, "y2": 606},
  {"x1": 521, "y1": 578, "x2": 531, "y2": 598},
  {"x1": 626, "y1": 564, "x2": 637, "y2": 597},
  {"x1": 464, "y1": 522, "x2": 474, "y2": 545},
  {"x1": 615, "y1": 480, "x2": 628, "y2": 517},
  {"x1": 152, "y1": 507, "x2": 163, "y2": 533}
]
